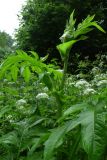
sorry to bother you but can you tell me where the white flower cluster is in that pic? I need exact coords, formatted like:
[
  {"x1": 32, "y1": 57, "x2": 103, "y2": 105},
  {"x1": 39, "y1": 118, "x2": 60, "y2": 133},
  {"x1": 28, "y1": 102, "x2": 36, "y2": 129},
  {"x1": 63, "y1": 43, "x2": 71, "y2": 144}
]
[
  {"x1": 83, "y1": 88, "x2": 96, "y2": 95},
  {"x1": 3, "y1": 79, "x2": 8, "y2": 82},
  {"x1": 18, "y1": 106, "x2": 24, "y2": 110},
  {"x1": 16, "y1": 99, "x2": 27, "y2": 106},
  {"x1": 94, "y1": 73, "x2": 107, "y2": 81},
  {"x1": 7, "y1": 115, "x2": 14, "y2": 123},
  {"x1": 36, "y1": 93, "x2": 49, "y2": 99},
  {"x1": 91, "y1": 72, "x2": 107, "y2": 88},
  {"x1": 8, "y1": 82, "x2": 15, "y2": 85},
  {"x1": 75, "y1": 79, "x2": 91, "y2": 89},
  {"x1": 74, "y1": 79, "x2": 97, "y2": 95},
  {"x1": 7, "y1": 115, "x2": 13, "y2": 119},
  {"x1": 66, "y1": 76, "x2": 75, "y2": 86},
  {"x1": 97, "y1": 80, "x2": 107, "y2": 87}
]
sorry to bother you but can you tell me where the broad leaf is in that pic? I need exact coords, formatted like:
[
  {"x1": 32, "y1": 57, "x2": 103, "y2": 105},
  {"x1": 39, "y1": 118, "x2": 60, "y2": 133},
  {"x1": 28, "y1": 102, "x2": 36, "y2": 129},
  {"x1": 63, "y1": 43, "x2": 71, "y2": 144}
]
[
  {"x1": 81, "y1": 109, "x2": 107, "y2": 160},
  {"x1": 56, "y1": 40, "x2": 78, "y2": 59},
  {"x1": 44, "y1": 126, "x2": 67, "y2": 160},
  {"x1": 62, "y1": 102, "x2": 87, "y2": 119}
]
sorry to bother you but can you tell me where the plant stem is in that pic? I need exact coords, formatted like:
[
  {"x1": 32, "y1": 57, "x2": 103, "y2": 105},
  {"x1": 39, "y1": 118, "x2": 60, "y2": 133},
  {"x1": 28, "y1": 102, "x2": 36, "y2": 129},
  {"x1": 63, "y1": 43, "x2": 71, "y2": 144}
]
[
  {"x1": 61, "y1": 53, "x2": 69, "y2": 90},
  {"x1": 55, "y1": 52, "x2": 69, "y2": 118}
]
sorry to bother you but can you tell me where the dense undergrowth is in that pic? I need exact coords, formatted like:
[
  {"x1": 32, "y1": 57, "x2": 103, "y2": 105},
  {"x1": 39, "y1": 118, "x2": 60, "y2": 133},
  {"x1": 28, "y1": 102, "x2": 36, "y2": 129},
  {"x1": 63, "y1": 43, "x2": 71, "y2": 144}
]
[{"x1": 0, "y1": 11, "x2": 107, "y2": 160}]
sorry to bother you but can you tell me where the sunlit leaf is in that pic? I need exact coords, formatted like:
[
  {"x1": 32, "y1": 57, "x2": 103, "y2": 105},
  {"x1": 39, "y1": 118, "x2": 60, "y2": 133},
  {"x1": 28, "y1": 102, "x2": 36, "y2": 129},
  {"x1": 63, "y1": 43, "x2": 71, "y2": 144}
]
[{"x1": 57, "y1": 40, "x2": 78, "y2": 59}]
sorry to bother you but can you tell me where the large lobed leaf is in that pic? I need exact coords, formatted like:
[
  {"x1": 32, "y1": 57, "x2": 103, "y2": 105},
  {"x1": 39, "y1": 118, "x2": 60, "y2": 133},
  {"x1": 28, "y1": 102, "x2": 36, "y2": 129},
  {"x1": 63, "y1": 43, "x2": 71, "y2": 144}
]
[
  {"x1": 44, "y1": 126, "x2": 67, "y2": 160},
  {"x1": 81, "y1": 109, "x2": 107, "y2": 160},
  {"x1": 44, "y1": 102, "x2": 107, "y2": 160}
]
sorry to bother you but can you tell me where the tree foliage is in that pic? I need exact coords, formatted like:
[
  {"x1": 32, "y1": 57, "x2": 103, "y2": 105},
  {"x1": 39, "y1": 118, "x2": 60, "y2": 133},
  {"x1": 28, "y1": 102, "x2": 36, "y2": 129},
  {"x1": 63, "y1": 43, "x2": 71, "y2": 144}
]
[
  {"x1": 0, "y1": 31, "x2": 14, "y2": 60},
  {"x1": 16, "y1": 0, "x2": 70, "y2": 60},
  {"x1": 16, "y1": 0, "x2": 107, "y2": 62}
]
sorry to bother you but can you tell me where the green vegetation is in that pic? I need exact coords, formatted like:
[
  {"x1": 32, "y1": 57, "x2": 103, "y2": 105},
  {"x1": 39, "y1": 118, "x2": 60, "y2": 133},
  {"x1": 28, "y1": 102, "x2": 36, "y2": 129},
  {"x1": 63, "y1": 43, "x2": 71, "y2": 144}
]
[
  {"x1": 0, "y1": 31, "x2": 14, "y2": 60},
  {"x1": 15, "y1": 0, "x2": 70, "y2": 60},
  {"x1": 16, "y1": 0, "x2": 107, "y2": 63},
  {"x1": 0, "y1": 11, "x2": 107, "y2": 160}
]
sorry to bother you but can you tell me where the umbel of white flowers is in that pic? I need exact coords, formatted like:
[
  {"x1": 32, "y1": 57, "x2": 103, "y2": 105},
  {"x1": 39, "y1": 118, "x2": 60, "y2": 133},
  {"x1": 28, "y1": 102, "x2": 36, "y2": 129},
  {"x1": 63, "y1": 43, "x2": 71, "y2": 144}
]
[
  {"x1": 16, "y1": 99, "x2": 27, "y2": 106},
  {"x1": 83, "y1": 88, "x2": 96, "y2": 95},
  {"x1": 75, "y1": 79, "x2": 91, "y2": 88},
  {"x1": 36, "y1": 93, "x2": 49, "y2": 99}
]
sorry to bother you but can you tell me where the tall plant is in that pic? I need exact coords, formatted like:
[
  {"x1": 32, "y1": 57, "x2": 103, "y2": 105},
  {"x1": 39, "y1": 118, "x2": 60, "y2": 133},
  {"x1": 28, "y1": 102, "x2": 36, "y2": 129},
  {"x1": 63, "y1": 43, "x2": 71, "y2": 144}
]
[
  {"x1": 55, "y1": 10, "x2": 105, "y2": 117},
  {"x1": 44, "y1": 11, "x2": 107, "y2": 160}
]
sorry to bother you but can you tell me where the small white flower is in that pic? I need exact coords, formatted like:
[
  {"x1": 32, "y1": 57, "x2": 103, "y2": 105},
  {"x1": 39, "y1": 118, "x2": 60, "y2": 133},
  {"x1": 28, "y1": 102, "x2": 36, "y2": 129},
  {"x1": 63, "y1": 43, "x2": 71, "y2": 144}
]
[
  {"x1": 99, "y1": 73, "x2": 107, "y2": 79},
  {"x1": 104, "y1": 105, "x2": 107, "y2": 109},
  {"x1": 9, "y1": 119, "x2": 14, "y2": 123},
  {"x1": 18, "y1": 105, "x2": 24, "y2": 110},
  {"x1": 75, "y1": 79, "x2": 91, "y2": 88},
  {"x1": 69, "y1": 82, "x2": 75, "y2": 86},
  {"x1": 16, "y1": 99, "x2": 27, "y2": 106},
  {"x1": 3, "y1": 79, "x2": 8, "y2": 82},
  {"x1": 8, "y1": 82, "x2": 15, "y2": 85},
  {"x1": 43, "y1": 87, "x2": 49, "y2": 92},
  {"x1": 97, "y1": 80, "x2": 107, "y2": 86},
  {"x1": 83, "y1": 88, "x2": 96, "y2": 95},
  {"x1": 36, "y1": 93, "x2": 49, "y2": 99},
  {"x1": 7, "y1": 115, "x2": 13, "y2": 119},
  {"x1": 60, "y1": 31, "x2": 71, "y2": 42}
]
